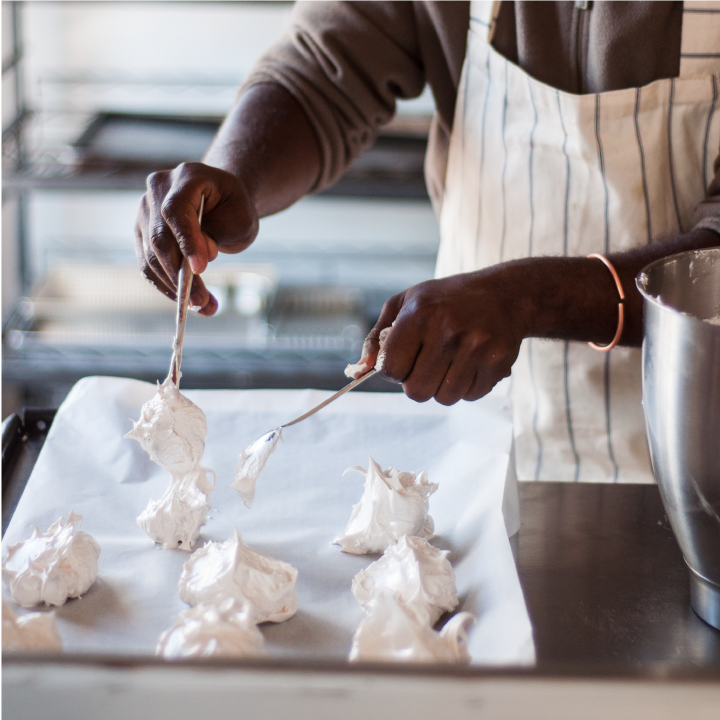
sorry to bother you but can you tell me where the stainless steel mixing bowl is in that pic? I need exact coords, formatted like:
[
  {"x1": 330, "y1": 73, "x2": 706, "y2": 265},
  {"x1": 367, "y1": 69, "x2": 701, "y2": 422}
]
[{"x1": 636, "y1": 247, "x2": 720, "y2": 630}]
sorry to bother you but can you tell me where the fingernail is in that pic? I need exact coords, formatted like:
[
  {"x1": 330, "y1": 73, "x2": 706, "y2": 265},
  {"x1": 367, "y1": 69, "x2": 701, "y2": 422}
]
[
  {"x1": 188, "y1": 256, "x2": 203, "y2": 274},
  {"x1": 189, "y1": 291, "x2": 206, "y2": 307}
]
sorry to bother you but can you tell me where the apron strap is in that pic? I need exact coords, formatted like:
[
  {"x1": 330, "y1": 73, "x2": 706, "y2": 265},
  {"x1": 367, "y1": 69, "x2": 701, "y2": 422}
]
[
  {"x1": 680, "y1": 1, "x2": 720, "y2": 77},
  {"x1": 469, "y1": 0, "x2": 498, "y2": 41}
]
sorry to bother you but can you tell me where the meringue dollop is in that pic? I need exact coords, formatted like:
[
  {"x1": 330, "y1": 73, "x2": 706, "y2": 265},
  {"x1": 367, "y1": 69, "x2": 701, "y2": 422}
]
[
  {"x1": 333, "y1": 457, "x2": 438, "y2": 555},
  {"x1": 157, "y1": 598, "x2": 267, "y2": 659},
  {"x1": 2, "y1": 598, "x2": 63, "y2": 652},
  {"x1": 125, "y1": 378, "x2": 207, "y2": 477},
  {"x1": 179, "y1": 529, "x2": 298, "y2": 623},
  {"x1": 137, "y1": 467, "x2": 215, "y2": 551},
  {"x1": 2, "y1": 511, "x2": 100, "y2": 608},
  {"x1": 231, "y1": 428, "x2": 282, "y2": 509},
  {"x1": 126, "y1": 379, "x2": 215, "y2": 551},
  {"x1": 352, "y1": 535, "x2": 457, "y2": 626},
  {"x1": 349, "y1": 591, "x2": 474, "y2": 664}
]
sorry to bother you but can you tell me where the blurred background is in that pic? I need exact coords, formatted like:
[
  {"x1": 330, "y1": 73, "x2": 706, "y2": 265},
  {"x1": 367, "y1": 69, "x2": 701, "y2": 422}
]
[{"x1": 2, "y1": 0, "x2": 440, "y2": 418}]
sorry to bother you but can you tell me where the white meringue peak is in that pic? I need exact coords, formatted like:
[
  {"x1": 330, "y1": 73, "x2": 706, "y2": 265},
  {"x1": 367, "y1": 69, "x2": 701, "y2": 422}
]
[
  {"x1": 349, "y1": 591, "x2": 474, "y2": 664},
  {"x1": 126, "y1": 379, "x2": 215, "y2": 551},
  {"x1": 137, "y1": 467, "x2": 215, "y2": 551},
  {"x1": 333, "y1": 457, "x2": 437, "y2": 555},
  {"x1": 2, "y1": 598, "x2": 63, "y2": 652},
  {"x1": 179, "y1": 530, "x2": 298, "y2": 623},
  {"x1": 156, "y1": 598, "x2": 267, "y2": 659},
  {"x1": 231, "y1": 428, "x2": 282, "y2": 509},
  {"x1": 125, "y1": 378, "x2": 208, "y2": 478},
  {"x1": 352, "y1": 535, "x2": 457, "y2": 626},
  {"x1": 2, "y1": 511, "x2": 100, "y2": 608}
]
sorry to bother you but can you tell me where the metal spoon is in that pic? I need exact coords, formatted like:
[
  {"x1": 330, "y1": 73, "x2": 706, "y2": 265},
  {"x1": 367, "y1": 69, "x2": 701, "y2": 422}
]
[
  {"x1": 233, "y1": 369, "x2": 378, "y2": 497},
  {"x1": 169, "y1": 194, "x2": 205, "y2": 387},
  {"x1": 281, "y1": 368, "x2": 378, "y2": 429}
]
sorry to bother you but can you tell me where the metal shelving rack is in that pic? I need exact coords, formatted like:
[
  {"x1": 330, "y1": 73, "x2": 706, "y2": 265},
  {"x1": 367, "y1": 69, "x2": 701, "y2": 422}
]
[
  {"x1": 2, "y1": 1, "x2": 32, "y2": 293},
  {"x1": 1, "y1": 1, "x2": 432, "y2": 409}
]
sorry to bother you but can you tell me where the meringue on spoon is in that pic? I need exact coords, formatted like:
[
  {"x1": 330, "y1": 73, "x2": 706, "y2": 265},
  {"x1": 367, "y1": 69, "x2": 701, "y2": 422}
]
[
  {"x1": 232, "y1": 369, "x2": 378, "y2": 509},
  {"x1": 126, "y1": 197, "x2": 215, "y2": 551}
]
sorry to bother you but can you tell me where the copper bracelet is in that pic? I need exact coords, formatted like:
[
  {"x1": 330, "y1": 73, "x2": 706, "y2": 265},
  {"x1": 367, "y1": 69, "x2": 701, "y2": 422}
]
[{"x1": 587, "y1": 253, "x2": 625, "y2": 352}]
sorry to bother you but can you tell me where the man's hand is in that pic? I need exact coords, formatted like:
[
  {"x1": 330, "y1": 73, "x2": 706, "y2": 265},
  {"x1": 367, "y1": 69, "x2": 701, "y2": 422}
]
[
  {"x1": 134, "y1": 162, "x2": 258, "y2": 316},
  {"x1": 134, "y1": 83, "x2": 321, "y2": 316},
  {"x1": 363, "y1": 270, "x2": 530, "y2": 406},
  {"x1": 361, "y1": 227, "x2": 720, "y2": 407}
]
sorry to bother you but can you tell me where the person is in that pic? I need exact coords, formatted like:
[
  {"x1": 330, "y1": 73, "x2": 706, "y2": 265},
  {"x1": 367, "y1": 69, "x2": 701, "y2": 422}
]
[{"x1": 134, "y1": 1, "x2": 720, "y2": 482}]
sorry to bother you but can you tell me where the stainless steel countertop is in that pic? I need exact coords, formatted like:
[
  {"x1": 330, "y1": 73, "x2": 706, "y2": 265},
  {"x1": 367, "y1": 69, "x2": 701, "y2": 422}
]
[{"x1": 515, "y1": 481, "x2": 720, "y2": 672}]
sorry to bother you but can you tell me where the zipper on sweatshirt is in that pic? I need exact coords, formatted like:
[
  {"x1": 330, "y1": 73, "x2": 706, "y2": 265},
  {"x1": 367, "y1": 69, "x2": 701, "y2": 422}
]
[{"x1": 574, "y1": 0, "x2": 592, "y2": 93}]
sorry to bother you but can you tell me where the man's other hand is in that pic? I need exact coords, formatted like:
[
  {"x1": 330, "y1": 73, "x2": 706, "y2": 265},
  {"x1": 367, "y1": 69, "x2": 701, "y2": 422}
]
[{"x1": 362, "y1": 270, "x2": 528, "y2": 406}]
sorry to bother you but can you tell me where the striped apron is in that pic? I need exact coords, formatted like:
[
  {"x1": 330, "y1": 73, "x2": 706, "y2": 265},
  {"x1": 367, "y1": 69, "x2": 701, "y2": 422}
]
[{"x1": 437, "y1": 1, "x2": 720, "y2": 482}]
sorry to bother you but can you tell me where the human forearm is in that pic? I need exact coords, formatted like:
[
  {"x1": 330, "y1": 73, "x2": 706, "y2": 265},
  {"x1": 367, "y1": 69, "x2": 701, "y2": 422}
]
[
  {"x1": 203, "y1": 82, "x2": 321, "y2": 218},
  {"x1": 520, "y1": 227, "x2": 720, "y2": 347},
  {"x1": 359, "y1": 228, "x2": 719, "y2": 404}
]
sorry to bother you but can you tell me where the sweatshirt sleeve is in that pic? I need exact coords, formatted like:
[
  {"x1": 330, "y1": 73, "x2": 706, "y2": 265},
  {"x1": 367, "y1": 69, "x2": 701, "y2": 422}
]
[
  {"x1": 239, "y1": 1, "x2": 427, "y2": 192},
  {"x1": 692, "y1": 141, "x2": 720, "y2": 237}
]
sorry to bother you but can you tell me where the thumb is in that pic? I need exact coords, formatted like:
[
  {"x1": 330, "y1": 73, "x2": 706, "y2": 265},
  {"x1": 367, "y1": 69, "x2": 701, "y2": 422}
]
[{"x1": 361, "y1": 292, "x2": 405, "y2": 378}]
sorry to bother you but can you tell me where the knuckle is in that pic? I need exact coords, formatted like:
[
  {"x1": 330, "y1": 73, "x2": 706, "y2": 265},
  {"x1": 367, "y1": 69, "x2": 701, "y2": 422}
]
[
  {"x1": 133, "y1": 220, "x2": 144, "y2": 246},
  {"x1": 146, "y1": 170, "x2": 170, "y2": 195},
  {"x1": 379, "y1": 294, "x2": 401, "y2": 322},
  {"x1": 463, "y1": 331, "x2": 490, "y2": 357},
  {"x1": 440, "y1": 322, "x2": 463, "y2": 349},
  {"x1": 472, "y1": 378, "x2": 494, "y2": 400},
  {"x1": 149, "y1": 224, "x2": 174, "y2": 251},
  {"x1": 405, "y1": 291, "x2": 429, "y2": 315},
  {"x1": 161, "y1": 192, "x2": 180, "y2": 217},
  {"x1": 145, "y1": 250, "x2": 164, "y2": 274},
  {"x1": 379, "y1": 362, "x2": 399, "y2": 383},
  {"x1": 175, "y1": 160, "x2": 201, "y2": 175},
  {"x1": 403, "y1": 382, "x2": 432, "y2": 404},
  {"x1": 435, "y1": 375, "x2": 462, "y2": 406},
  {"x1": 434, "y1": 391, "x2": 456, "y2": 407}
]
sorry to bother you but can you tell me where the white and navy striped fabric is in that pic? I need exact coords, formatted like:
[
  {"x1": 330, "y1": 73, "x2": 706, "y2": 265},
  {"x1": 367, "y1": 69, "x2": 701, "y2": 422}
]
[
  {"x1": 437, "y1": 1, "x2": 720, "y2": 482},
  {"x1": 681, "y1": 1, "x2": 720, "y2": 77}
]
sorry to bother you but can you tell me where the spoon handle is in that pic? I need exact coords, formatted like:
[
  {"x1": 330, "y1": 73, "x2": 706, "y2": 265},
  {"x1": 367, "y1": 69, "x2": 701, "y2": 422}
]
[
  {"x1": 281, "y1": 369, "x2": 378, "y2": 428},
  {"x1": 169, "y1": 194, "x2": 205, "y2": 387}
]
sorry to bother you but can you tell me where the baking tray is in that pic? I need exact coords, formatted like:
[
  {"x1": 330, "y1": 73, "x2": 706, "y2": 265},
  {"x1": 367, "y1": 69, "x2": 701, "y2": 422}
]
[
  {"x1": 1, "y1": 376, "x2": 530, "y2": 665},
  {"x1": 2, "y1": 408, "x2": 56, "y2": 536},
  {"x1": 5, "y1": 407, "x2": 720, "y2": 720}
]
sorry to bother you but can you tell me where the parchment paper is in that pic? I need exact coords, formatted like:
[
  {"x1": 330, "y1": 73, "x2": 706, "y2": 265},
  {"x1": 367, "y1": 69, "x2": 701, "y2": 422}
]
[{"x1": 2, "y1": 376, "x2": 535, "y2": 665}]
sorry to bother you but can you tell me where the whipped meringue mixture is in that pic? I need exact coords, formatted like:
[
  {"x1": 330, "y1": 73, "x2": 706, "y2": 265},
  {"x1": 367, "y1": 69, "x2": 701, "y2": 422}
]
[
  {"x1": 232, "y1": 428, "x2": 282, "y2": 509},
  {"x1": 344, "y1": 359, "x2": 372, "y2": 380},
  {"x1": 349, "y1": 590, "x2": 474, "y2": 664},
  {"x1": 137, "y1": 467, "x2": 215, "y2": 551},
  {"x1": 179, "y1": 529, "x2": 298, "y2": 623},
  {"x1": 126, "y1": 378, "x2": 207, "y2": 476},
  {"x1": 2, "y1": 598, "x2": 63, "y2": 652},
  {"x1": 352, "y1": 535, "x2": 457, "y2": 626},
  {"x1": 334, "y1": 457, "x2": 438, "y2": 555},
  {"x1": 2, "y1": 512, "x2": 100, "y2": 608},
  {"x1": 345, "y1": 327, "x2": 392, "y2": 379},
  {"x1": 157, "y1": 598, "x2": 267, "y2": 659},
  {"x1": 126, "y1": 378, "x2": 215, "y2": 551}
]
